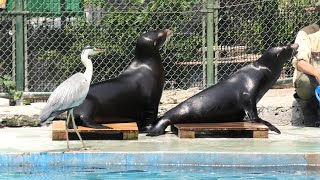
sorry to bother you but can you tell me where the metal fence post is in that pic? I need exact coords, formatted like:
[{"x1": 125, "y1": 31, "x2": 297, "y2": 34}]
[
  {"x1": 15, "y1": 0, "x2": 24, "y2": 92},
  {"x1": 206, "y1": 0, "x2": 214, "y2": 87},
  {"x1": 202, "y1": 0, "x2": 206, "y2": 88},
  {"x1": 213, "y1": 0, "x2": 219, "y2": 84}
]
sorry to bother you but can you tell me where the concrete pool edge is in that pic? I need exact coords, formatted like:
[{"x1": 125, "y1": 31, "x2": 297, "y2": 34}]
[{"x1": 0, "y1": 152, "x2": 320, "y2": 167}]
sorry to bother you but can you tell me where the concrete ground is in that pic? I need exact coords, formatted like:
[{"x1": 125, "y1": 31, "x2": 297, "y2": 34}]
[
  {"x1": 1, "y1": 125, "x2": 320, "y2": 154},
  {"x1": 0, "y1": 88, "x2": 313, "y2": 154},
  {"x1": 1, "y1": 88, "x2": 320, "y2": 167}
]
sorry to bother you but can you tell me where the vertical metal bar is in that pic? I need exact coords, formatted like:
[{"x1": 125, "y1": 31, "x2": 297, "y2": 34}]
[
  {"x1": 15, "y1": 0, "x2": 24, "y2": 91},
  {"x1": 206, "y1": 0, "x2": 214, "y2": 87},
  {"x1": 12, "y1": 13, "x2": 16, "y2": 80},
  {"x1": 213, "y1": 0, "x2": 219, "y2": 83},
  {"x1": 202, "y1": 0, "x2": 206, "y2": 88},
  {"x1": 24, "y1": 0, "x2": 28, "y2": 92},
  {"x1": 60, "y1": 0, "x2": 66, "y2": 29}
]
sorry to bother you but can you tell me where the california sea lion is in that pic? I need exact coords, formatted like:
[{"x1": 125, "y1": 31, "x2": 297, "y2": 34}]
[
  {"x1": 147, "y1": 43, "x2": 298, "y2": 136},
  {"x1": 73, "y1": 29, "x2": 173, "y2": 132}
]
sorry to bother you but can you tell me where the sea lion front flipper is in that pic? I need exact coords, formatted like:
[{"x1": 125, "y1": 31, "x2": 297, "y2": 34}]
[
  {"x1": 255, "y1": 118, "x2": 281, "y2": 134},
  {"x1": 140, "y1": 104, "x2": 159, "y2": 133},
  {"x1": 146, "y1": 118, "x2": 171, "y2": 136},
  {"x1": 242, "y1": 94, "x2": 281, "y2": 134}
]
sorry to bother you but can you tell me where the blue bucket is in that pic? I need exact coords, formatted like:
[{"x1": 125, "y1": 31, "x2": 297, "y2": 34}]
[{"x1": 315, "y1": 85, "x2": 320, "y2": 102}]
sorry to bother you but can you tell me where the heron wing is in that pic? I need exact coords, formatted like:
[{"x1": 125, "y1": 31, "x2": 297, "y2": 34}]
[{"x1": 39, "y1": 73, "x2": 91, "y2": 122}]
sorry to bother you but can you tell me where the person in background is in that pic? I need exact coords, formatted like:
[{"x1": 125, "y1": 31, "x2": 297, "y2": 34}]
[{"x1": 292, "y1": 1, "x2": 320, "y2": 127}]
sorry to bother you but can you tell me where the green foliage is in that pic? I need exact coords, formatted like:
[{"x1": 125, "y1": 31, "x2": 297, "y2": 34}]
[
  {"x1": 220, "y1": 0, "x2": 316, "y2": 54},
  {"x1": 37, "y1": 0, "x2": 203, "y2": 81},
  {"x1": 0, "y1": 75, "x2": 23, "y2": 102},
  {"x1": 23, "y1": 99, "x2": 31, "y2": 105},
  {"x1": 38, "y1": 0, "x2": 319, "y2": 83}
]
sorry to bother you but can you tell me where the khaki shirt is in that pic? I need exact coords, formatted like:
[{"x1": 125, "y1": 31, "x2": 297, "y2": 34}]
[{"x1": 292, "y1": 30, "x2": 320, "y2": 83}]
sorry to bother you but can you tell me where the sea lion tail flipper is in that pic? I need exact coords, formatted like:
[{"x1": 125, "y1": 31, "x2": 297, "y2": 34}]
[
  {"x1": 146, "y1": 118, "x2": 171, "y2": 136},
  {"x1": 80, "y1": 114, "x2": 111, "y2": 129},
  {"x1": 86, "y1": 123, "x2": 112, "y2": 129}
]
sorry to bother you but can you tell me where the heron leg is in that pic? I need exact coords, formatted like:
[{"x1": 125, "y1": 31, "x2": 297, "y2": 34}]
[
  {"x1": 70, "y1": 108, "x2": 86, "y2": 149},
  {"x1": 66, "y1": 110, "x2": 71, "y2": 150}
]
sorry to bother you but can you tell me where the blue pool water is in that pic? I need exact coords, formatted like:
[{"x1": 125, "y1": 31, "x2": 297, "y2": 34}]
[{"x1": 1, "y1": 165, "x2": 320, "y2": 179}]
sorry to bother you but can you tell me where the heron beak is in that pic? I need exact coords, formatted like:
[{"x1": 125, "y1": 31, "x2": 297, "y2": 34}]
[{"x1": 94, "y1": 48, "x2": 105, "y2": 54}]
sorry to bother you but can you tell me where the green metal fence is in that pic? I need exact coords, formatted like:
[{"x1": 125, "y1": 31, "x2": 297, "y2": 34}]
[{"x1": 0, "y1": 0, "x2": 318, "y2": 99}]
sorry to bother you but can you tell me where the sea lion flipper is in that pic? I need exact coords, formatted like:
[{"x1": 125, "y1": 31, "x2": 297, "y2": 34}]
[
  {"x1": 140, "y1": 106, "x2": 158, "y2": 133},
  {"x1": 84, "y1": 122, "x2": 112, "y2": 129},
  {"x1": 80, "y1": 113, "x2": 111, "y2": 129},
  {"x1": 146, "y1": 118, "x2": 170, "y2": 136},
  {"x1": 246, "y1": 111, "x2": 281, "y2": 134},
  {"x1": 242, "y1": 95, "x2": 281, "y2": 134},
  {"x1": 139, "y1": 125, "x2": 153, "y2": 133},
  {"x1": 247, "y1": 115, "x2": 281, "y2": 134},
  {"x1": 256, "y1": 118, "x2": 281, "y2": 134}
]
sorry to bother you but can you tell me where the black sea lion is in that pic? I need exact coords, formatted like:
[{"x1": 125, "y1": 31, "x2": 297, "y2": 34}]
[
  {"x1": 147, "y1": 43, "x2": 298, "y2": 136},
  {"x1": 73, "y1": 29, "x2": 173, "y2": 132}
]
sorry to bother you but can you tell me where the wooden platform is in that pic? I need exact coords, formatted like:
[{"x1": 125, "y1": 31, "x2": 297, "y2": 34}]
[
  {"x1": 52, "y1": 121, "x2": 138, "y2": 140},
  {"x1": 173, "y1": 122, "x2": 269, "y2": 138}
]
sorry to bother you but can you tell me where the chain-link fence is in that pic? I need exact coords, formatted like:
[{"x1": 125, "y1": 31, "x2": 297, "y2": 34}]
[
  {"x1": 0, "y1": 0, "x2": 318, "y2": 97},
  {"x1": 217, "y1": 0, "x2": 317, "y2": 82}
]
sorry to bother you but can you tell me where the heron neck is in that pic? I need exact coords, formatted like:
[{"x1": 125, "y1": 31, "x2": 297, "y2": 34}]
[{"x1": 81, "y1": 54, "x2": 93, "y2": 82}]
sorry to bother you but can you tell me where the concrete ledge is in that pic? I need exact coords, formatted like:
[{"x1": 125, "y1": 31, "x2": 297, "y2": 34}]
[
  {"x1": 0, "y1": 98, "x2": 9, "y2": 107},
  {"x1": 0, "y1": 106, "x2": 41, "y2": 127},
  {"x1": 0, "y1": 152, "x2": 316, "y2": 167}
]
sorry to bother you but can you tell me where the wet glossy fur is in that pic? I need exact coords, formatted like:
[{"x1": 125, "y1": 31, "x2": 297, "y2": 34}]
[
  {"x1": 147, "y1": 44, "x2": 298, "y2": 136},
  {"x1": 73, "y1": 30, "x2": 172, "y2": 132}
]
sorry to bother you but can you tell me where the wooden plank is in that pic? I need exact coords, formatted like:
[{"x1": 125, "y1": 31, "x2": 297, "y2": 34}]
[
  {"x1": 178, "y1": 130, "x2": 195, "y2": 138},
  {"x1": 176, "y1": 54, "x2": 261, "y2": 65},
  {"x1": 52, "y1": 120, "x2": 138, "y2": 141},
  {"x1": 252, "y1": 130, "x2": 269, "y2": 138},
  {"x1": 174, "y1": 122, "x2": 269, "y2": 138}
]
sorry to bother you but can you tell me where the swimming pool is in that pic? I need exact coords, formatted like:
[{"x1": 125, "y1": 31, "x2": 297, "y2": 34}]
[
  {"x1": 1, "y1": 165, "x2": 320, "y2": 179},
  {"x1": 0, "y1": 152, "x2": 319, "y2": 179}
]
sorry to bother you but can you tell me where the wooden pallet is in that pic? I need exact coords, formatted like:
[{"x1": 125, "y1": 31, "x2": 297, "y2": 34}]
[
  {"x1": 173, "y1": 122, "x2": 269, "y2": 138},
  {"x1": 52, "y1": 121, "x2": 138, "y2": 140}
]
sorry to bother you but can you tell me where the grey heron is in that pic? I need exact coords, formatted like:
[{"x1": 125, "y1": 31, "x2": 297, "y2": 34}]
[{"x1": 39, "y1": 46, "x2": 105, "y2": 150}]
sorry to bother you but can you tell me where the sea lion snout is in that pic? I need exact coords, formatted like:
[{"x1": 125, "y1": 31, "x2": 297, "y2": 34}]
[
  {"x1": 289, "y1": 43, "x2": 299, "y2": 56},
  {"x1": 283, "y1": 43, "x2": 298, "y2": 50},
  {"x1": 290, "y1": 43, "x2": 299, "y2": 50},
  {"x1": 279, "y1": 43, "x2": 298, "y2": 58},
  {"x1": 162, "y1": 29, "x2": 173, "y2": 45},
  {"x1": 164, "y1": 29, "x2": 173, "y2": 37}
]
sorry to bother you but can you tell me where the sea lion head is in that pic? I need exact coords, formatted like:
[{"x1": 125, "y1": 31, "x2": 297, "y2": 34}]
[
  {"x1": 258, "y1": 43, "x2": 298, "y2": 77},
  {"x1": 260, "y1": 43, "x2": 298, "y2": 65},
  {"x1": 275, "y1": 43, "x2": 298, "y2": 62},
  {"x1": 135, "y1": 29, "x2": 173, "y2": 57}
]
